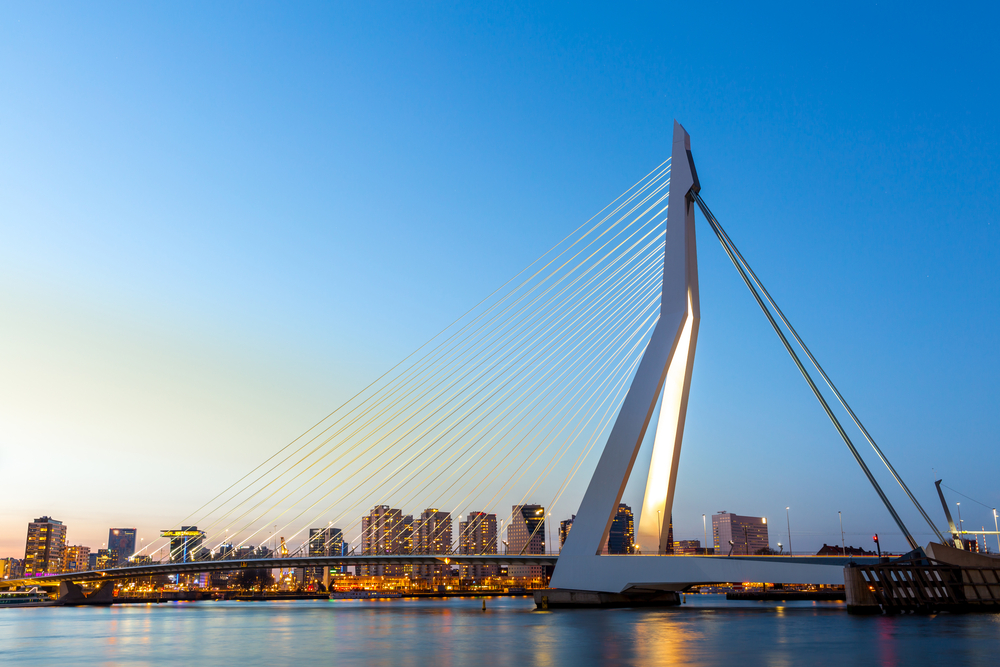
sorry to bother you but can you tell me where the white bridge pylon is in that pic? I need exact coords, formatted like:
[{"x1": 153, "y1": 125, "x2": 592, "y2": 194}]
[{"x1": 551, "y1": 122, "x2": 847, "y2": 592}]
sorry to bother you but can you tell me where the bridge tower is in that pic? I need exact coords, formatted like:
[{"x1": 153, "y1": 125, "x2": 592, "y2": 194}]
[{"x1": 549, "y1": 122, "x2": 848, "y2": 598}]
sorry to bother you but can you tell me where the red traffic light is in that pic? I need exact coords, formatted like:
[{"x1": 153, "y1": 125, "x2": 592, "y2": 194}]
[{"x1": 872, "y1": 534, "x2": 879, "y2": 543}]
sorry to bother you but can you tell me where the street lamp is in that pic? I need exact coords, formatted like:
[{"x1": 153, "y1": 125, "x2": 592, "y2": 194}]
[
  {"x1": 994, "y1": 509, "x2": 999, "y2": 554},
  {"x1": 657, "y1": 510, "x2": 662, "y2": 555},
  {"x1": 777, "y1": 542, "x2": 783, "y2": 555},
  {"x1": 785, "y1": 507, "x2": 792, "y2": 557},
  {"x1": 957, "y1": 503, "x2": 963, "y2": 543},
  {"x1": 703, "y1": 514, "x2": 707, "y2": 552},
  {"x1": 839, "y1": 511, "x2": 845, "y2": 556}
]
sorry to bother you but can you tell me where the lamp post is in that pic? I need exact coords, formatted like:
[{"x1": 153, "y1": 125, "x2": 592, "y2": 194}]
[
  {"x1": 703, "y1": 514, "x2": 707, "y2": 553},
  {"x1": 547, "y1": 512, "x2": 551, "y2": 555},
  {"x1": 657, "y1": 510, "x2": 662, "y2": 555},
  {"x1": 777, "y1": 542, "x2": 783, "y2": 555},
  {"x1": 994, "y1": 509, "x2": 999, "y2": 554},
  {"x1": 785, "y1": 507, "x2": 792, "y2": 557},
  {"x1": 839, "y1": 511, "x2": 845, "y2": 556},
  {"x1": 957, "y1": 503, "x2": 963, "y2": 544}
]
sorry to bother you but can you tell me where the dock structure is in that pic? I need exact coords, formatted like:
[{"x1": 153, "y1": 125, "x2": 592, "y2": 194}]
[{"x1": 845, "y1": 542, "x2": 1000, "y2": 614}]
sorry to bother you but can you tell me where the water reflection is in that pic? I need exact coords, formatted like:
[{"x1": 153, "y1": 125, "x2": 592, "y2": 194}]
[{"x1": 0, "y1": 595, "x2": 996, "y2": 666}]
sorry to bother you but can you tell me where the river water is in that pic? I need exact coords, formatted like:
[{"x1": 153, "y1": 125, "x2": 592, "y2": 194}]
[{"x1": 1, "y1": 595, "x2": 997, "y2": 666}]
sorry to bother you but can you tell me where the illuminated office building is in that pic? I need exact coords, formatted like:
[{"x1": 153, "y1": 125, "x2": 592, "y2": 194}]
[
  {"x1": 108, "y1": 528, "x2": 137, "y2": 562},
  {"x1": 606, "y1": 504, "x2": 635, "y2": 554},
  {"x1": 24, "y1": 516, "x2": 67, "y2": 575},
  {"x1": 95, "y1": 549, "x2": 118, "y2": 569},
  {"x1": 507, "y1": 504, "x2": 545, "y2": 578},
  {"x1": 307, "y1": 526, "x2": 344, "y2": 580},
  {"x1": 712, "y1": 512, "x2": 769, "y2": 556},
  {"x1": 161, "y1": 526, "x2": 206, "y2": 563},
  {"x1": 458, "y1": 511, "x2": 497, "y2": 580},
  {"x1": 559, "y1": 516, "x2": 575, "y2": 549}
]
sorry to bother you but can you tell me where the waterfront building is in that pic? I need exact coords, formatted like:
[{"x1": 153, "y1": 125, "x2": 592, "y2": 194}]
[
  {"x1": 307, "y1": 526, "x2": 344, "y2": 580},
  {"x1": 673, "y1": 539, "x2": 713, "y2": 555},
  {"x1": 95, "y1": 548, "x2": 118, "y2": 569},
  {"x1": 559, "y1": 516, "x2": 575, "y2": 549},
  {"x1": 0, "y1": 558, "x2": 24, "y2": 580},
  {"x1": 606, "y1": 504, "x2": 635, "y2": 554},
  {"x1": 712, "y1": 512, "x2": 769, "y2": 555},
  {"x1": 64, "y1": 545, "x2": 91, "y2": 572},
  {"x1": 88, "y1": 553, "x2": 99, "y2": 570},
  {"x1": 401, "y1": 516, "x2": 414, "y2": 578},
  {"x1": 458, "y1": 511, "x2": 498, "y2": 580},
  {"x1": 309, "y1": 527, "x2": 343, "y2": 558},
  {"x1": 507, "y1": 504, "x2": 545, "y2": 578},
  {"x1": 816, "y1": 544, "x2": 875, "y2": 556},
  {"x1": 108, "y1": 528, "x2": 137, "y2": 561},
  {"x1": 161, "y1": 526, "x2": 206, "y2": 562},
  {"x1": 24, "y1": 516, "x2": 67, "y2": 576},
  {"x1": 413, "y1": 509, "x2": 452, "y2": 579},
  {"x1": 361, "y1": 506, "x2": 408, "y2": 576}
]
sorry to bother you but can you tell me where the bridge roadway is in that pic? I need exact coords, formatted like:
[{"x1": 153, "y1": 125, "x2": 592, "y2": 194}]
[
  {"x1": 3, "y1": 554, "x2": 879, "y2": 588},
  {"x1": 3, "y1": 554, "x2": 558, "y2": 587}
]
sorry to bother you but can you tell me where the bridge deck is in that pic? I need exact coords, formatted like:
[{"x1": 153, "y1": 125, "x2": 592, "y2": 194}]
[{"x1": 4, "y1": 554, "x2": 880, "y2": 587}]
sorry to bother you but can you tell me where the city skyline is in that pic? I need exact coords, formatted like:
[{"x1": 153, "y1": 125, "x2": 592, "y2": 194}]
[{"x1": 2, "y1": 3, "x2": 998, "y2": 559}]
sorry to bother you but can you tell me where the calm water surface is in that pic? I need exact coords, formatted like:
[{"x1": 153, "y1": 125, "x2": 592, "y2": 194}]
[{"x1": 1, "y1": 595, "x2": 998, "y2": 666}]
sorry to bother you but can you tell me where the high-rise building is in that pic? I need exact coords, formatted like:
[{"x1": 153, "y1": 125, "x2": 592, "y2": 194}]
[
  {"x1": 559, "y1": 516, "x2": 575, "y2": 549},
  {"x1": 161, "y1": 526, "x2": 206, "y2": 563},
  {"x1": 712, "y1": 511, "x2": 769, "y2": 556},
  {"x1": 108, "y1": 529, "x2": 137, "y2": 562},
  {"x1": 64, "y1": 545, "x2": 91, "y2": 572},
  {"x1": 361, "y1": 506, "x2": 408, "y2": 576},
  {"x1": 507, "y1": 504, "x2": 545, "y2": 579},
  {"x1": 307, "y1": 526, "x2": 344, "y2": 580},
  {"x1": 606, "y1": 504, "x2": 635, "y2": 554},
  {"x1": 309, "y1": 527, "x2": 343, "y2": 558},
  {"x1": 400, "y1": 515, "x2": 414, "y2": 579},
  {"x1": 413, "y1": 509, "x2": 452, "y2": 579},
  {"x1": 458, "y1": 511, "x2": 497, "y2": 580},
  {"x1": 24, "y1": 516, "x2": 67, "y2": 575}
]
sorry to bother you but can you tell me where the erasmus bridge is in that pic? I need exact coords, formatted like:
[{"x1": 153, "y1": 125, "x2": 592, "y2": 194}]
[{"x1": 9, "y1": 123, "x2": 949, "y2": 601}]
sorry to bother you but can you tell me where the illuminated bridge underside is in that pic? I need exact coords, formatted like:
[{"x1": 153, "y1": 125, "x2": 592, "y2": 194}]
[
  {"x1": 7, "y1": 555, "x2": 878, "y2": 588},
  {"x1": 551, "y1": 122, "x2": 859, "y2": 594},
  {"x1": 7, "y1": 555, "x2": 559, "y2": 586}
]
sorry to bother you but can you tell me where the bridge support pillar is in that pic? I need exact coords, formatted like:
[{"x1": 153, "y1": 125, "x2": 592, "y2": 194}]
[{"x1": 844, "y1": 565, "x2": 879, "y2": 614}]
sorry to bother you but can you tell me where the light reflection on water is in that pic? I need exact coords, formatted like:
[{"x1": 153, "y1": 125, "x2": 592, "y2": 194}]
[{"x1": 1, "y1": 595, "x2": 997, "y2": 666}]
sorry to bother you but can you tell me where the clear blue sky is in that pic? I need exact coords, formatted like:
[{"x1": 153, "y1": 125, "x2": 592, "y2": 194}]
[{"x1": 1, "y1": 2, "x2": 997, "y2": 557}]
